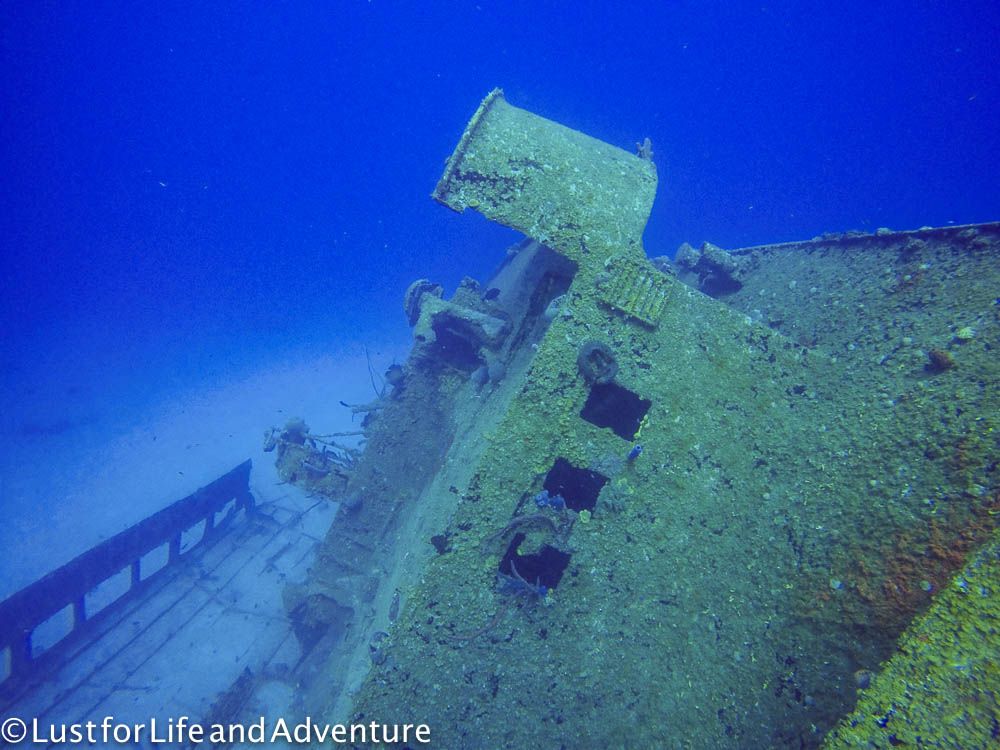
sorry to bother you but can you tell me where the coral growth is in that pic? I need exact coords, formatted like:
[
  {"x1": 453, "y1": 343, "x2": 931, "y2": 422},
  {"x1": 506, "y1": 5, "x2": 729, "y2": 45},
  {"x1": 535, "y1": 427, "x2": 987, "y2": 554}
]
[
  {"x1": 836, "y1": 489, "x2": 1000, "y2": 635},
  {"x1": 576, "y1": 340, "x2": 618, "y2": 385},
  {"x1": 822, "y1": 528, "x2": 1000, "y2": 749},
  {"x1": 795, "y1": 487, "x2": 1000, "y2": 643},
  {"x1": 926, "y1": 348, "x2": 955, "y2": 373}
]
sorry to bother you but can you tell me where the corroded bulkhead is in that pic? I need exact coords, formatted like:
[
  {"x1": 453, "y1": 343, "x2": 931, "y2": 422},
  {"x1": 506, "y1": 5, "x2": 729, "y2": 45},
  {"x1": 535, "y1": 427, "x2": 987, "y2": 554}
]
[{"x1": 285, "y1": 90, "x2": 1000, "y2": 748}]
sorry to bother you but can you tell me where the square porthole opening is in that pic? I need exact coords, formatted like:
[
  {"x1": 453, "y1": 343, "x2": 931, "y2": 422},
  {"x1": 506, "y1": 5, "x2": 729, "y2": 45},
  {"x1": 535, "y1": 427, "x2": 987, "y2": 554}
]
[
  {"x1": 499, "y1": 533, "x2": 572, "y2": 591},
  {"x1": 580, "y1": 382, "x2": 651, "y2": 440},
  {"x1": 542, "y1": 458, "x2": 608, "y2": 512}
]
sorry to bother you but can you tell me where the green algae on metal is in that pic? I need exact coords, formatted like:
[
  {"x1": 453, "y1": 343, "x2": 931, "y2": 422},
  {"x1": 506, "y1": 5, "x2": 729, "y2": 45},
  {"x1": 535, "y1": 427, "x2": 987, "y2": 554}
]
[
  {"x1": 432, "y1": 88, "x2": 657, "y2": 263},
  {"x1": 289, "y1": 87, "x2": 1000, "y2": 747},
  {"x1": 823, "y1": 526, "x2": 1000, "y2": 749}
]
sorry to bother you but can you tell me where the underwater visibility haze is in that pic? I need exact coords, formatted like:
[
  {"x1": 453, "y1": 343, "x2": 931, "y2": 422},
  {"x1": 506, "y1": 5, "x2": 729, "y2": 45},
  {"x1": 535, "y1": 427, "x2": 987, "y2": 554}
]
[{"x1": 1, "y1": 2, "x2": 999, "y2": 748}]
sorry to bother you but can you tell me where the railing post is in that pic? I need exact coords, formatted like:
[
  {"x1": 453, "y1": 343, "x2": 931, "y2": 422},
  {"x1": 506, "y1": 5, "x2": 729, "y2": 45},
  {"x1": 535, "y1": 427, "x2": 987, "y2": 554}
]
[
  {"x1": 0, "y1": 460, "x2": 253, "y2": 681},
  {"x1": 239, "y1": 488, "x2": 255, "y2": 514},
  {"x1": 73, "y1": 597, "x2": 86, "y2": 628},
  {"x1": 168, "y1": 533, "x2": 181, "y2": 563},
  {"x1": 10, "y1": 631, "x2": 32, "y2": 678}
]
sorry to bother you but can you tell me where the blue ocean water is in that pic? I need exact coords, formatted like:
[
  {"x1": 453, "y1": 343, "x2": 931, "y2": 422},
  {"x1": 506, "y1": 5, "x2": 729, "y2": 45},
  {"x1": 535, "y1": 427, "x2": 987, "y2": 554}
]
[
  {"x1": 0, "y1": 1, "x2": 998, "y2": 742},
  {"x1": 3, "y1": 1, "x2": 997, "y2": 395}
]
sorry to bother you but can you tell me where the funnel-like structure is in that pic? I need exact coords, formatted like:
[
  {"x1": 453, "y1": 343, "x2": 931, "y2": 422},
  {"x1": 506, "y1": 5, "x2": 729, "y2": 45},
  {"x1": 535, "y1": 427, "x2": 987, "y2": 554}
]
[{"x1": 432, "y1": 88, "x2": 657, "y2": 262}]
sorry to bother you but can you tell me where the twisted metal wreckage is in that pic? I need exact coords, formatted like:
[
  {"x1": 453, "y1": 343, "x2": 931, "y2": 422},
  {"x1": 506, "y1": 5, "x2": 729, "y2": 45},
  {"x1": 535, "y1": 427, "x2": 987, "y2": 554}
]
[{"x1": 270, "y1": 90, "x2": 1000, "y2": 747}]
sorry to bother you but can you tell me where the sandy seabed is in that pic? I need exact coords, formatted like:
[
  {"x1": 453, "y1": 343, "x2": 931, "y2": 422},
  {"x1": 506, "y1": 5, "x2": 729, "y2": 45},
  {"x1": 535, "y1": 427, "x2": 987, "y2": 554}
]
[{"x1": 0, "y1": 345, "x2": 407, "y2": 600}]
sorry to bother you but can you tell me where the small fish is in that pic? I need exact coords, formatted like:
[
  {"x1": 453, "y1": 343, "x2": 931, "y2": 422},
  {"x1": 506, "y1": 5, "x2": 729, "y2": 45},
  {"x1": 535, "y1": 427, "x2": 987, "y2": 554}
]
[{"x1": 482, "y1": 287, "x2": 501, "y2": 301}]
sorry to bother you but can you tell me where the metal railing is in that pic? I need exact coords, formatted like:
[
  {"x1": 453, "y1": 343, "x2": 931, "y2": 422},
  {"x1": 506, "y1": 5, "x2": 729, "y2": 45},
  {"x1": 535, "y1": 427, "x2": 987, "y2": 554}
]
[{"x1": 0, "y1": 460, "x2": 254, "y2": 681}]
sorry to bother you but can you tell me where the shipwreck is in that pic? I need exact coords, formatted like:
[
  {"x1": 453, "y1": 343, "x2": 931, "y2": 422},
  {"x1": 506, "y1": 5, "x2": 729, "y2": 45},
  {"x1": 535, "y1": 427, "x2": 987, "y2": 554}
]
[
  {"x1": 272, "y1": 89, "x2": 1000, "y2": 747},
  {"x1": 3, "y1": 88, "x2": 997, "y2": 749}
]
